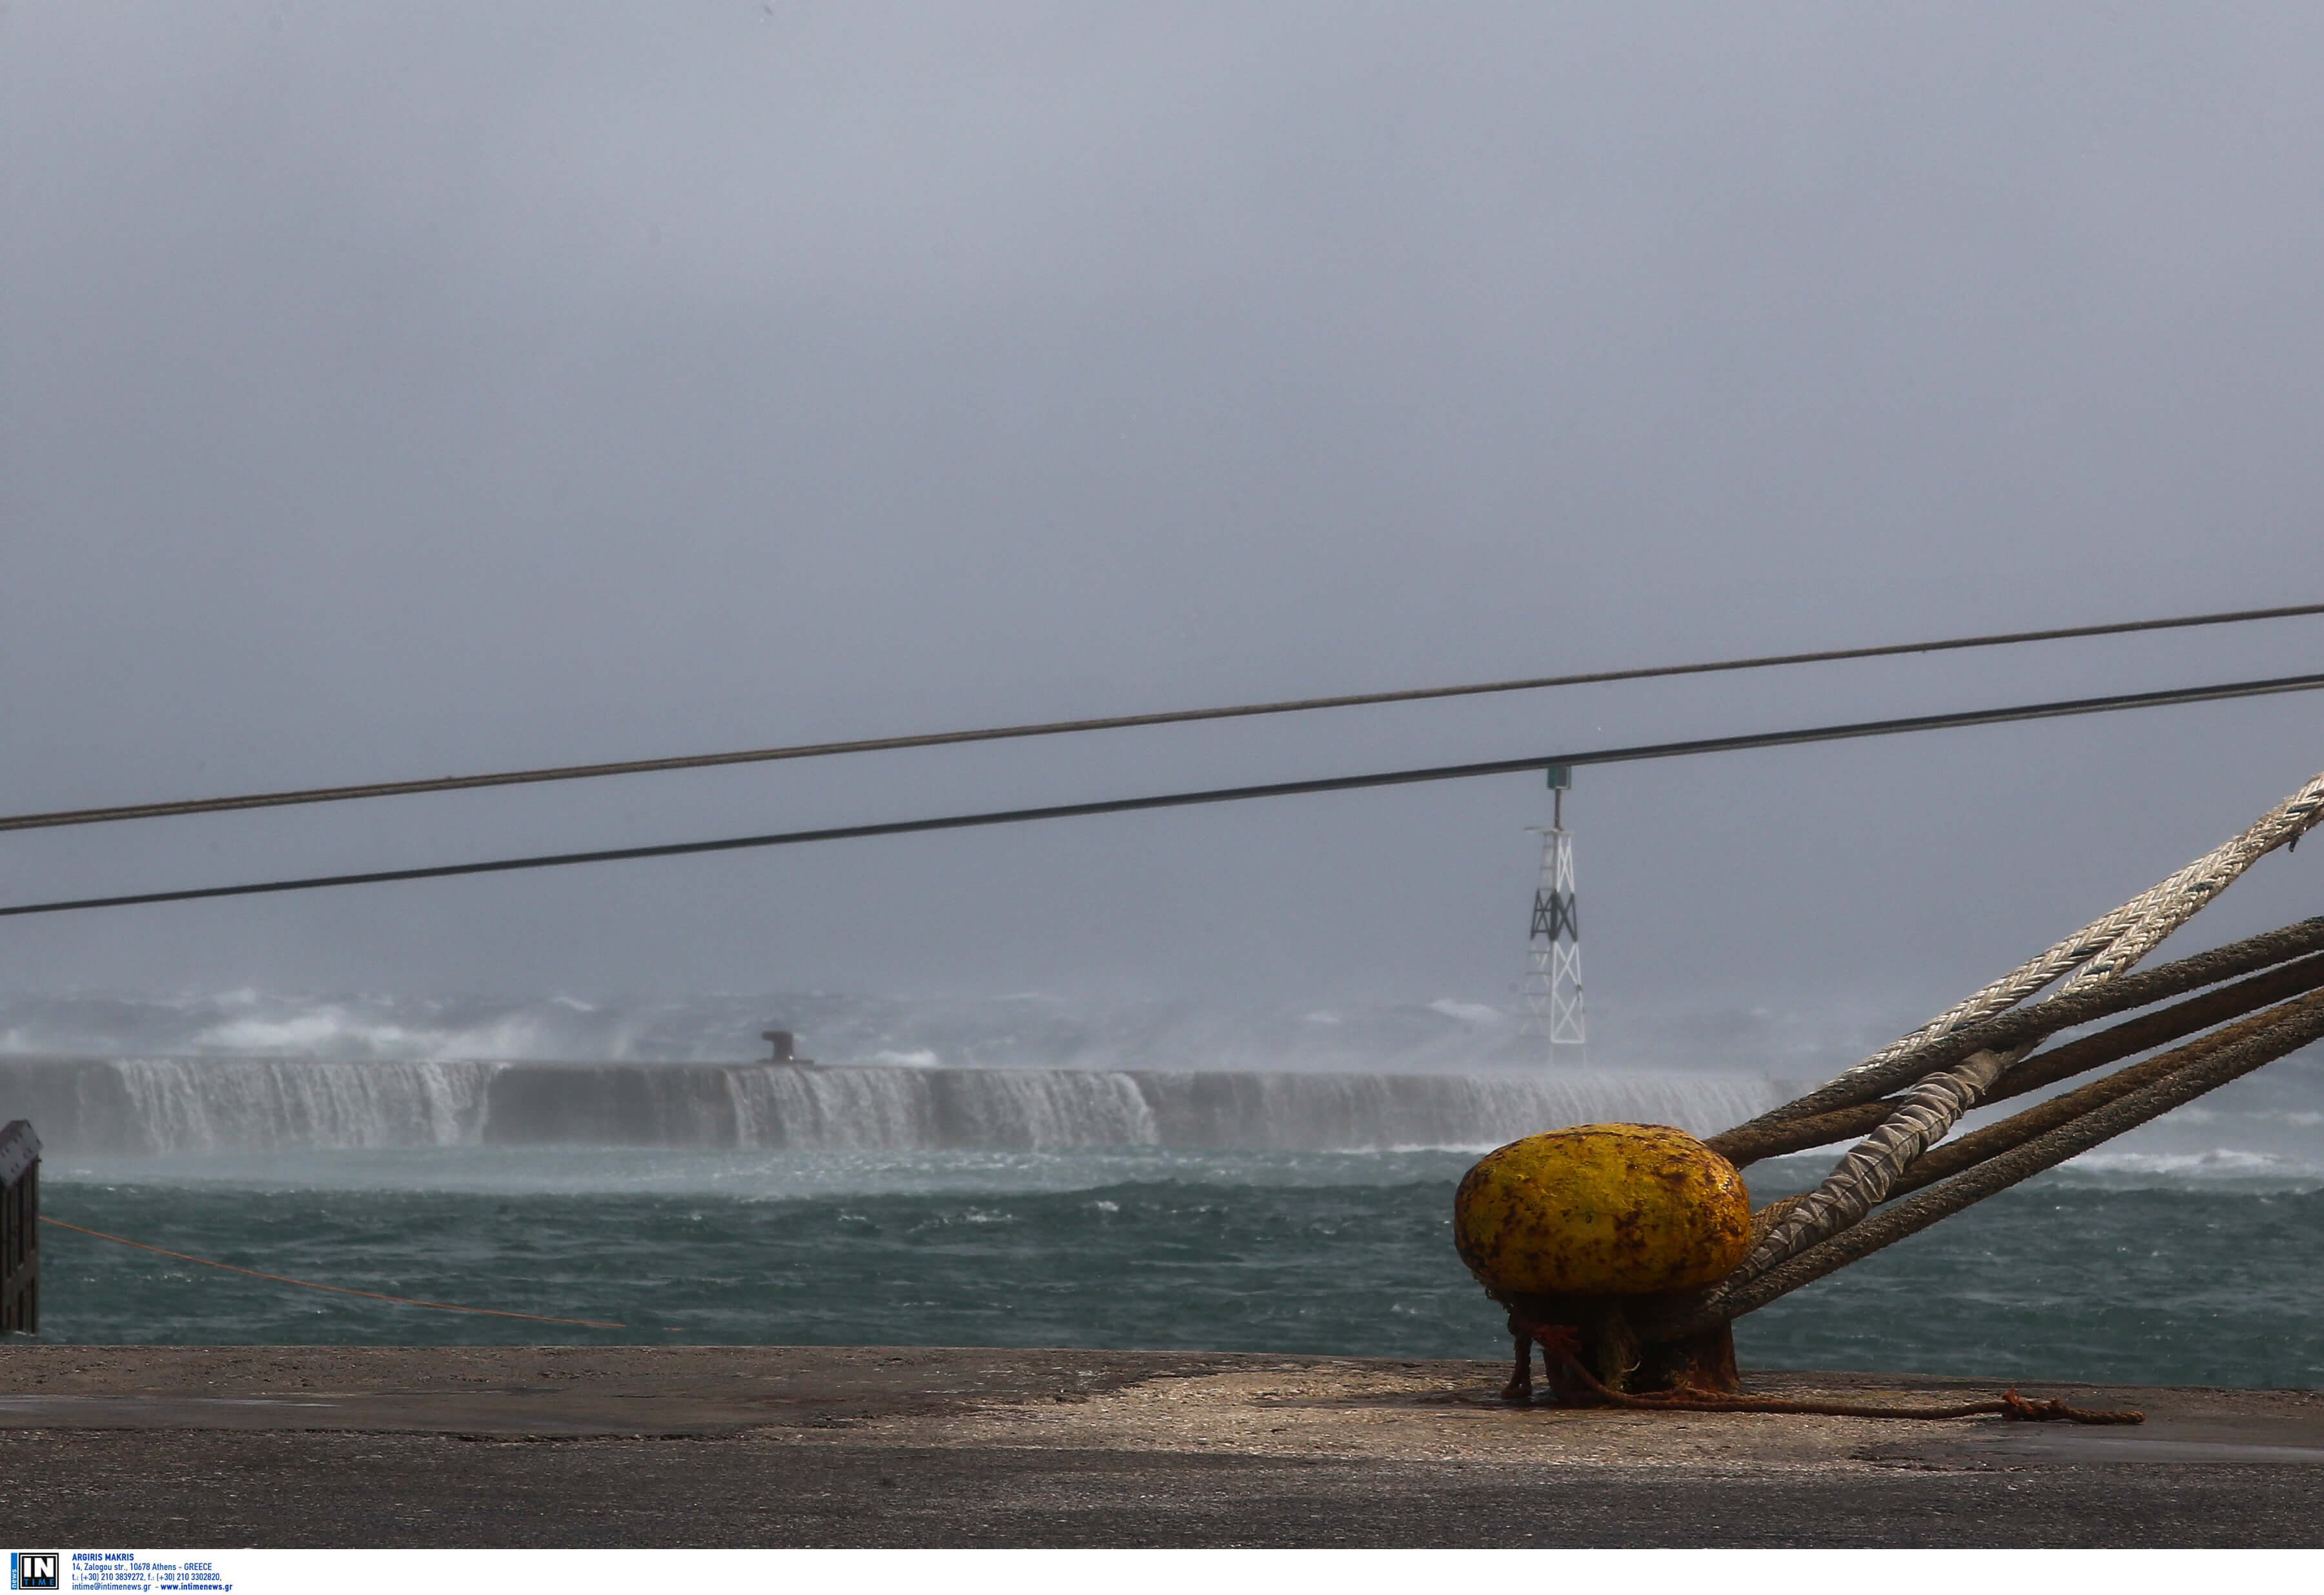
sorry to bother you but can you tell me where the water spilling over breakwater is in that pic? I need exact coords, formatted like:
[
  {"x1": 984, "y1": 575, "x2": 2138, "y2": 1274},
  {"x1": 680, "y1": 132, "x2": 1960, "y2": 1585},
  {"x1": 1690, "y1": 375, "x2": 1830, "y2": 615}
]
[{"x1": 0, "y1": 1055, "x2": 1790, "y2": 1155}]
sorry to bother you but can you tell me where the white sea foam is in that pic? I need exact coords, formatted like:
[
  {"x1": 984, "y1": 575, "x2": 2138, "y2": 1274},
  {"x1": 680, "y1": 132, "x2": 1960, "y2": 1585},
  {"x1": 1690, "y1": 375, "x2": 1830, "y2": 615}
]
[
  {"x1": 1426, "y1": 999, "x2": 1503, "y2": 1026},
  {"x1": 0, "y1": 984, "x2": 1901, "y2": 1076},
  {"x1": 2048, "y1": 1145, "x2": 2324, "y2": 1192},
  {"x1": 5, "y1": 986, "x2": 2315, "y2": 1172},
  {"x1": 5, "y1": 1052, "x2": 1790, "y2": 1157},
  {"x1": 2065, "y1": 1146, "x2": 2291, "y2": 1176}
]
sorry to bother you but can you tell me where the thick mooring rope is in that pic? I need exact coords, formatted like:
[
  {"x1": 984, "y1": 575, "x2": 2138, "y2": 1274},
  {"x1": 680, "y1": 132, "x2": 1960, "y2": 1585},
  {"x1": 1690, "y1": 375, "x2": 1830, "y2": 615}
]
[
  {"x1": 1737, "y1": 768, "x2": 2324, "y2": 1135},
  {"x1": 1688, "y1": 986, "x2": 2324, "y2": 1327},
  {"x1": 1880, "y1": 994, "x2": 2322, "y2": 1201},
  {"x1": 1717, "y1": 916, "x2": 2324, "y2": 1154},
  {"x1": 1709, "y1": 767, "x2": 2324, "y2": 1303},
  {"x1": 1708, "y1": 946, "x2": 2324, "y2": 1167}
]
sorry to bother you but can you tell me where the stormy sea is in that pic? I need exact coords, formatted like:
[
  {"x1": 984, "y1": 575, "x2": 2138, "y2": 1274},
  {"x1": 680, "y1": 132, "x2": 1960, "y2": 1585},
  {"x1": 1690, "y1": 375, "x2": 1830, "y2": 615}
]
[{"x1": 5, "y1": 989, "x2": 2319, "y2": 1390}]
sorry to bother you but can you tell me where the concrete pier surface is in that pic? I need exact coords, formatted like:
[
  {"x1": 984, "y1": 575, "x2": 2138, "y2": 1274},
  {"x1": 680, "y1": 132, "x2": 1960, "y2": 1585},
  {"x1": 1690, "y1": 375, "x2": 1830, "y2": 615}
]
[{"x1": 2, "y1": 1346, "x2": 2320, "y2": 1547}]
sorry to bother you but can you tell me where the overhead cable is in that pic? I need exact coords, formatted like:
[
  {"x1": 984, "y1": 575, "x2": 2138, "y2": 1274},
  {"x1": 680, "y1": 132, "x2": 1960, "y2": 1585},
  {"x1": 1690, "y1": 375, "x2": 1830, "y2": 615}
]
[
  {"x1": 4, "y1": 598, "x2": 2321, "y2": 836},
  {"x1": 3, "y1": 667, "x2": 2318, "y2": 920}
]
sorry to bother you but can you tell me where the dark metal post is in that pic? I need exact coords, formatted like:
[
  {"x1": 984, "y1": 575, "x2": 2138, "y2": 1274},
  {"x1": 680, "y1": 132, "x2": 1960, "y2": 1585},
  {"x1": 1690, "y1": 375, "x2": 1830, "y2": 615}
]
[
  {"x1": 760, "y1": 1030, "x2": 815, "y2": 1066},
  {"x1": 1, "y1": 1119, "x2": 38, "y2": 1335}
]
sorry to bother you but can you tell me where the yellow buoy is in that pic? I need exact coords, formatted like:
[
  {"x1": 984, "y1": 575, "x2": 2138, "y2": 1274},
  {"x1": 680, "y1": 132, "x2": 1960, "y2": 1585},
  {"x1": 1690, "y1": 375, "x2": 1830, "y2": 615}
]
[{"x1": 1454, "y1": 1122, "x2": 1751, "y2": 1298}]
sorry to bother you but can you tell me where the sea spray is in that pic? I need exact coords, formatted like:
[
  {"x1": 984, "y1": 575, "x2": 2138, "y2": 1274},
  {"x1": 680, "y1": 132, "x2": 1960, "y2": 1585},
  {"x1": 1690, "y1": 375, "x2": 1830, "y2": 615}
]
[{"x1": 5, "y1": 1057, "x2": 1789, "y2": 1154}]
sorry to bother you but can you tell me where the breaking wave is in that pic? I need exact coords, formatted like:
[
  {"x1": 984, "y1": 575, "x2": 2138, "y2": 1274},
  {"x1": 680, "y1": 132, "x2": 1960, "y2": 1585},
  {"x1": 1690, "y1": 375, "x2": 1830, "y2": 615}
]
[{"x1": 3, "y1": 1055, "x2": 1788, "y2": 1155}]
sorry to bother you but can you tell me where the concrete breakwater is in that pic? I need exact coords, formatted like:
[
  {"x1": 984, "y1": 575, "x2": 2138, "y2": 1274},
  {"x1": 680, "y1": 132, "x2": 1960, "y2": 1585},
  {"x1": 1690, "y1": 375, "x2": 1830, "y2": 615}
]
[{"x1": 0, "y1": 1056, "x2": 1788, "y2": 1155}]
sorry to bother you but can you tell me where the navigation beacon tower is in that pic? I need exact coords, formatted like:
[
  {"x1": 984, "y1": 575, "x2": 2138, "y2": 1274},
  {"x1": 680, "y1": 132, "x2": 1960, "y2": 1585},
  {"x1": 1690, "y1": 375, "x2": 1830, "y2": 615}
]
[{"x1": 1518, "y1": 764, "x2": 1585, "y2": 1057}]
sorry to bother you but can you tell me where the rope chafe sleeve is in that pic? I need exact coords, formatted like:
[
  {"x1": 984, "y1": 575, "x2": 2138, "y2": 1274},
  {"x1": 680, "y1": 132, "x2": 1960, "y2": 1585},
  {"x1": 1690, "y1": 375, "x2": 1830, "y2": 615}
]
[
  {"x1": 1879, "y1": 995, "x2": 2316, "y2": 1200},
  {"x1": 1729, "y1": 1048, "x2": 2017, "y2": 1281}
]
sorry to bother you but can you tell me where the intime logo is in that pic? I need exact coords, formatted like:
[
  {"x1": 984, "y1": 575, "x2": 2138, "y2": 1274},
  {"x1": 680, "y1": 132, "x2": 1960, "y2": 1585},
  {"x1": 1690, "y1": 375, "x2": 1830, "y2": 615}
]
[{"x1": 9, "y1": 1553, "x2": 58, "y2": 1591}]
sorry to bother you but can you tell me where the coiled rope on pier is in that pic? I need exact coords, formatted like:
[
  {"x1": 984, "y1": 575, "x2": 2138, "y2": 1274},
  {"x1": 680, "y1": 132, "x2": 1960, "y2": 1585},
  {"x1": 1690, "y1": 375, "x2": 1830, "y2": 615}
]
[{"x1": 1528, "y1": 1326, "x2": 2145, "y2": 1424}]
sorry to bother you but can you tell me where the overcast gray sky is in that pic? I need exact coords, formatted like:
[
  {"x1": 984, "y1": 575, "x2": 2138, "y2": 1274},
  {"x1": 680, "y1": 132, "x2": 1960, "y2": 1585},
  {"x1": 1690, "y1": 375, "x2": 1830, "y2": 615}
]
[{"x1": 3, "y1": 3, "x2": 2321, "y2": 1035}]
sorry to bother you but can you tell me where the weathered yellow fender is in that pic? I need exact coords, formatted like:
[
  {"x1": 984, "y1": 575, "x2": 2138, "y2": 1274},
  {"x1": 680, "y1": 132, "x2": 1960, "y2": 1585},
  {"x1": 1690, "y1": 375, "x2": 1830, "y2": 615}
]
[{"x1": 1454, "y1": 1122, "x2": 1751, "y2": 1298}]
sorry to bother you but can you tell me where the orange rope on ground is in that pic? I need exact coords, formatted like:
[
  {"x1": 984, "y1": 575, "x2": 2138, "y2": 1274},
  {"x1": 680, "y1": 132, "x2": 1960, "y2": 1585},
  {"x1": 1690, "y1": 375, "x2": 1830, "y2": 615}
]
[
  {"x1": 39, "y1": 1216, "x2": 626, "y2": 1329},
  {"x1": 1525, "y1": 1325, "x2": 2144, "y2": 1424}
]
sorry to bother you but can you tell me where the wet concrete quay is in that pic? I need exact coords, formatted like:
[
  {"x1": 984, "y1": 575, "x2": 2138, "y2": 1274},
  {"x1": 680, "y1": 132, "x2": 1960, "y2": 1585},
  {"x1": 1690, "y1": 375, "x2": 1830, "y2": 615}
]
[{"x1": 2, "y1": 1345, "x2": 2320, "y2": 1546}]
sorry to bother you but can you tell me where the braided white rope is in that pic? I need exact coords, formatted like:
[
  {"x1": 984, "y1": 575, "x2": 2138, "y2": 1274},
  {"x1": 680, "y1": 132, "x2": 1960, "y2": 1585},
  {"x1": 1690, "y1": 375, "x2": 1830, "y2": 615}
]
[
  {"x1": 1718, "y1": 766, "x2": 2324, "y2": 1296},
  {"x1": 1797, "y1": 767, "x2": 2324, "y2": 1111},
  {"x1": 1697, "y1": 989, "x2": 2324, "y2": 1329}
]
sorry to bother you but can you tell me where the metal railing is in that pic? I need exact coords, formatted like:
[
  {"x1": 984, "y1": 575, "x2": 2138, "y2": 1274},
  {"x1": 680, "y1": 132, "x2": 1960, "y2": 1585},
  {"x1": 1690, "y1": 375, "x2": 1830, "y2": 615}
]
[{"x1": 1, "y1": 1119, "x2": 37, "y2": 1334}]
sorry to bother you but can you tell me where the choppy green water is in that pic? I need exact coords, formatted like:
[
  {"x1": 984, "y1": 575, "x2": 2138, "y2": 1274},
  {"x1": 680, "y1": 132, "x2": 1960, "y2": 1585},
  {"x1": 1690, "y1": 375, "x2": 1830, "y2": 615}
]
[{"x1": 23, "y1": 1148, "x2": 2323, "y2": 1389}]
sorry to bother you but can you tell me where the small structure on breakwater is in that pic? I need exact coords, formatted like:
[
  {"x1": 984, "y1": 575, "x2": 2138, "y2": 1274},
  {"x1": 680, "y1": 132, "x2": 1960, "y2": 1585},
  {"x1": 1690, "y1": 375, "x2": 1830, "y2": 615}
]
[{"x1": 760, "y1": 1029, "x2": 815, "y2": 1067}]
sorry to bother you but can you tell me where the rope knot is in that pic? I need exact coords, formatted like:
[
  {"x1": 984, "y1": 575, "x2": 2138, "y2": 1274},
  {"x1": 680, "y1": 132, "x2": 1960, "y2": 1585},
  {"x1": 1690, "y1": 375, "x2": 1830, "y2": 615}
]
[{"x1": 1530, "y1": 1324, "x2": 1584, "y2": 1362}]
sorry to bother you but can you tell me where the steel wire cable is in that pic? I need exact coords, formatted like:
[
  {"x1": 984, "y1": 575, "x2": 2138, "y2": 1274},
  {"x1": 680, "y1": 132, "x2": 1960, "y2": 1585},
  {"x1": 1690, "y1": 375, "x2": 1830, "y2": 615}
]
[
  {"x1": 4, "y1": 599, "x2": 2321, "y2": 837},
  {"x1": 3, "y1": 667, "x2": 2319, "y2": 919}
]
